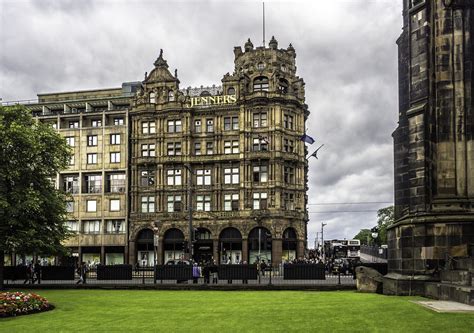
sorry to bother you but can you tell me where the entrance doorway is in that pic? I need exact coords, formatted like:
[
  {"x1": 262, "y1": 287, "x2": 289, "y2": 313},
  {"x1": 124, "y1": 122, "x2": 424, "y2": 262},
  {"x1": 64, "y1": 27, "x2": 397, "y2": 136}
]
[
  {"x1": 163, "y1": 228, "x2": 185, "y2": 263},
  {"x1": 219, "y1": 227, "x2": 242, "y2": 264},
  {"x1": 282, "y1": 228, "x2": 297, "y2": 262},
  {"x1": 193, "y1": 228, "x2": 213, "y2": 264},
  {"x1": 136, "y1": 229, "x2": 154, "y2": 267},
  {"x1": 248, "y1": 227, "x2": 272, "y2": 264}
]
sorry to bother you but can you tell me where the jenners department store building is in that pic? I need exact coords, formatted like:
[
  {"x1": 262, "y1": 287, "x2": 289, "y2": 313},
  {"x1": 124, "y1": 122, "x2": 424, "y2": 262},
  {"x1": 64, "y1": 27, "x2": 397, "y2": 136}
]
[{"x1": 6, "y1": 37, "x2": 310, "y2": 267}]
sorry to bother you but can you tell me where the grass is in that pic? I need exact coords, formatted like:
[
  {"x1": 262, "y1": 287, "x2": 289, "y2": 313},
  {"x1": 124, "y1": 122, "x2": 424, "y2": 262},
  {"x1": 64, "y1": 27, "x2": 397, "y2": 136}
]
[{"x1": 1, "y1": 290, "x2": 473, "y2": 332}]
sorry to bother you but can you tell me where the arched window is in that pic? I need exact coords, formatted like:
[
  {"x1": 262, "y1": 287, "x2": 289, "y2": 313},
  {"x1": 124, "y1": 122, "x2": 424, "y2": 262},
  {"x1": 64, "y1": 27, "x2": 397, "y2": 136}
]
[
  {"x1": 227, "y1": 87, "x2": 236, "y2": 95},
  {"x1": 168, "y1": 90, "x2": 175, "y2": 102},
  {"x1": 282, "y1": 228, "x2": 297, "y2": 261},
  {"x1": 136, "y1": 229, "x2": 154, "y2": 267},
  {"x1": 248, "y1": 227, "x2": 272, "y2": 263},
  {"x1": 253, "y1": 76, "x2": 269, "y2": 92},
  {"x1": 149, "y1": 92, "x2": 156, "y2": 104},
  {"x1": 278, "y1": 79, "x2": 289, "y2": 94},
  {"x1": 219, "y1": 227, "x2": 242, "y2": 264}
]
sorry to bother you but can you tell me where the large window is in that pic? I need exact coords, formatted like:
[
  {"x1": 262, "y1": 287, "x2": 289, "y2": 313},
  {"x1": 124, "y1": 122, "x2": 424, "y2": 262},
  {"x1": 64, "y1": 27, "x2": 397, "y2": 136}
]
[
  {"x1": 167, "y1": 169, "x2": 182, "y2": 186},
  {"x1": 194, "y1": 142, "x2": 201, "y2": 155},
  {"x1": 63, "y1": 175, "x2": 79, "y2": 194},
  {"x1": 83, "y1": 220, "x2": 100, "y2": 234},
  {"x1": 224, "y1": 167, "x2": 239, "y2": 185},
  {"x1": 140, "y1": 170, "x2": 155, "y2": 187},
  {"x1": 142, "y1": 121, "x2": 156, "y2": 134},
  {"x1": 253, "y1": 112, "x2": 268, "y2": 127},
  {"x1": 283, "y1": 138, "x2": 294, "y2": 153},
  {"x1": 167, "y1": 195, "x2": 182, "y2": 212},
  {"x1": 107, "y1": 174, "x2": 125, "y2": 193},
  {"x1": 87, "y1": 153, "x2": 97, "y2": 164},
  {"x1": 106, "y1": 220, "x2": 125, "y2": 233},
  {"x1": 283, "y1": 114, "x2": 294, "y2": 129},
  {"x1": 253, "y1": 192, "x2": 268, "y2": 210},
  {"x1": 66, "y1": 201, "x2": 74, "y2": 213},
  {"x1": 87, "y1": 135, "x2": 98, "y2": 146},
  {"x1": 283, "y1": 193, "x2": 295, "y2": 210},
  {"x1": 194, "y1": 119, "x2": 202, "y2": 133},
  {"x1": 253, "y1": 165, "x2": 268, "y2": 183},
  {"x1": 196, "y1": 169, "x2": 211, "y2": 185},
  {"x1": 224, "y1": 194, "x2": 239, "y2": 211},
  {"x1": 141, "y1": 144, "x2": 156, "y2": 157},
  {"x1": 91, "y1": 119, "x2": 102, "y2": 127},
  {"x1": 110, "y1": 152, "x2": 120, "y2": 163},
  {"x1": 224, "y1": 140, "x2": 239, "y2": 154},
  {"x1": 86, "y1": 200, "x2": 97, "y2": 212},
  {"x1": 110, "y1": 199, "x2": 120, "y2": 211},
  {"x1": 206, "y1": 142, "x2": 213, "y2": 155},
  {"x1": 66, "y1": 221, "x2": 78, "y2": 232},
  {"x1": 284, "y1": 166, "x2": 295, "y2": 184},
  {"x1": 168, "y1": 119, "x2": 182, "y2": 133},
  {"x1": 69, "y1": 121, "x2": 79, "y2": 128},
  {"x1": 224, "y1": 116, "x2": 239, "y2": 131},
  {"x1": 253, "y1": 137, "x2": 268, "y2": 151},
  {"x1": 167, "y1": 142, "x2": 182, "y2": 156},
  {"x1": 141, "y1": 196, "x2": 155, "y2": 213},
  {"x1": 196, "y1": 195, "x2": 211, "y2": 211},
  {"x1": 114, "y1": 118, "x2": 124, "y2": 125},
  {"x1": 206, "y1": 119, "x2": 214, "y2": 133},
  {"x1": 253, "y1": 76, "x2": 269, "y2": 92},
  {"x1": 66, "y1": 137, "x2": 75, "y2": 147},
  {"x1": 85, "y1": 175, "x2": 102, "y2": 193},
  {"x1": 110, "y1": 134, "x2": 121, "y2": 145}
]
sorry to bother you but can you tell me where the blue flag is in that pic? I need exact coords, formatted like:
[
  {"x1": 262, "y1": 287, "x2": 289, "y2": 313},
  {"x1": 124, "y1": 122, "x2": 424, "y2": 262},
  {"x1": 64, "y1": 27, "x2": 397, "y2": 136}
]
[{"x1": 300, "y1": 134, "x2": 315, "y2": 144}]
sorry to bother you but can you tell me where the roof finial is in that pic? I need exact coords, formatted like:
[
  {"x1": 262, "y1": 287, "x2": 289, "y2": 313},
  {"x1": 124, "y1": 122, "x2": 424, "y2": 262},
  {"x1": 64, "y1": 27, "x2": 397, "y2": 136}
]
[{"x1": 154, "y1": 49, "x2": 168, "y2": 68}]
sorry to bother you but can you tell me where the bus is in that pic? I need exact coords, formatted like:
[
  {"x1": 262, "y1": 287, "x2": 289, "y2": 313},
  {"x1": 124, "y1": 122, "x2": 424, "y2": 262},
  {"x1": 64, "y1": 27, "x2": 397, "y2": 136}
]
[{"x1": 347, "y1": 239, "x2": 361, "y2": 259}]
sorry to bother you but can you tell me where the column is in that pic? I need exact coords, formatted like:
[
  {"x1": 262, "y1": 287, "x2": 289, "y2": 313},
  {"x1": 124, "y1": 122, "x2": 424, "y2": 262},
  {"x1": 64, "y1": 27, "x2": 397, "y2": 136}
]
[
  {"x1": 297, "y1": 240, "x2": 305, "y2": 259},
  {"x1": 213, "y1": 239, "x2": 219, "y2": 263},
  {"x1": 156, "y1": 237, "x2": 164, "y2": 265},
  {"x1": 128, "y1": 241, "x2": 136, "y2": 266},
  {"x1": 242, "y1": 238, "x2": 248, "y2": 264},
  {"x1": 100, "y1": 246, "x2": 105, "y2": 265},
  {"x1": 272, "y1": 238, "x2": 282, "y2": 266}
]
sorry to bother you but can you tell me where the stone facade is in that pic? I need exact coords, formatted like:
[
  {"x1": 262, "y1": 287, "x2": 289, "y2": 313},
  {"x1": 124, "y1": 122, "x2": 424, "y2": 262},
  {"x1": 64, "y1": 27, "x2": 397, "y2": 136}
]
[
  {"x1": 11, "y1": 37, "x2": 309, "y2": 267},
  {"x1": 129, "y1": 38, "x2": 309, "y2": 266},
  {"x1": 386, "y1": 0, "x2": 474, "y2": 295}
]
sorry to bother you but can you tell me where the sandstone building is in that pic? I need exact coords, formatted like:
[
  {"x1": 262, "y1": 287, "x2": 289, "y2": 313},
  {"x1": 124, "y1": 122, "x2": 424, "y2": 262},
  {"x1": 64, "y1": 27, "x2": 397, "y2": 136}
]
[
  {"x1": 9, "y1": 37, "x2": 310, "y2": 267},
  {"x1": 386, "y1": 0, "x2": 474, "y2": 299}
]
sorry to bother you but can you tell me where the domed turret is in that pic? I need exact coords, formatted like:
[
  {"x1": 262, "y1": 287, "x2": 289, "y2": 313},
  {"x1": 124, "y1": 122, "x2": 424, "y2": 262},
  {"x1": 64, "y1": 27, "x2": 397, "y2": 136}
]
[
  {"x1": 244, "y1": 38, "x2": 254, "y2": 52},
  {"x1": 269, "y1": 36, "x2": 278, "y2": 50}
]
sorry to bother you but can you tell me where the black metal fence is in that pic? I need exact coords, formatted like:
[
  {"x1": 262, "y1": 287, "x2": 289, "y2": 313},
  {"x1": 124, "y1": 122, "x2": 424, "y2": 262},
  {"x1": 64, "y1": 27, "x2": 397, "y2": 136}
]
[
  {"x1": 2, "y1": 264, "x2": 356, "y2": 287},
  {"x1": 360, "y1": 245, "x2": 388, "y2": 260}
]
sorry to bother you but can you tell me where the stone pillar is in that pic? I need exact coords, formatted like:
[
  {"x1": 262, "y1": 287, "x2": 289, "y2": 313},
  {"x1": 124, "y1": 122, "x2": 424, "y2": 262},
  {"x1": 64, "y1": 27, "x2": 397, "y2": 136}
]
[
  {"x1": 213, "y1": 239, "x2": 219, "y2": 264},
  {"x1": 242, "y1": 239, "x2": 248, "y2": 264},
  {"x1": 128, "y1": 241, "x2": 136, "y2": 266},
  {"x1": 100, "y1": 246, "x2": 105, "y2": 265},
  {"x1": 297, "y1": 240, "x2": 305, "y2": 259},
  {"x1": 272, "y1": 238, "x2": 283, "y2": 266},
  {"x1": 156, "y1": 237, "x2": 164, "y2": 265}
]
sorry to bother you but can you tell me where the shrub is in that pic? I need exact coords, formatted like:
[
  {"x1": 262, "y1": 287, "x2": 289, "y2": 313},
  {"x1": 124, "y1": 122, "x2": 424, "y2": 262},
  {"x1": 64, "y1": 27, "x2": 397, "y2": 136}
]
[{"x1": 0, "y1": 291, "x2": 53, "y2": 317}]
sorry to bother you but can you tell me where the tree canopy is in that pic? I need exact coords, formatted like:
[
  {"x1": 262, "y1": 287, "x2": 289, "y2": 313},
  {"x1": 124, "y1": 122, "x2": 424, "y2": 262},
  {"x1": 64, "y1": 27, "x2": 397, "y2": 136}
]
[
  {"x1": 353, "y1": 206, "x2": 394, "y2": 246},
  {"x1": 0, "y1": 105, "x2": 72, "y2": 276}
]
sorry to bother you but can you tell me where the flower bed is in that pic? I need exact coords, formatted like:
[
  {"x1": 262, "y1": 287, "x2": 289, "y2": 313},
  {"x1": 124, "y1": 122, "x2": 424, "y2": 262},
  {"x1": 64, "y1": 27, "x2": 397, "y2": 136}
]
[{"x1": 0, "y1": 291, "x2": 53, "y2": 317}]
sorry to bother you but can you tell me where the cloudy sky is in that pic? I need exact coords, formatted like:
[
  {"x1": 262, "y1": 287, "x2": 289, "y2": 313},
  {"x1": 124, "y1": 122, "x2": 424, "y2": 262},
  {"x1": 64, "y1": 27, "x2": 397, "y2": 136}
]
[{"x1": 0, "y1": 0, "x2": 402, "y2": 246}]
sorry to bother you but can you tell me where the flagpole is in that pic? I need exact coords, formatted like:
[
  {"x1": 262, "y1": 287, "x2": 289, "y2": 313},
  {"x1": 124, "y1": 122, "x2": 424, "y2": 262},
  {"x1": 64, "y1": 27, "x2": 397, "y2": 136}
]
[{"x1": 263, "y1": 2, "x2": 265, "y2": 47}]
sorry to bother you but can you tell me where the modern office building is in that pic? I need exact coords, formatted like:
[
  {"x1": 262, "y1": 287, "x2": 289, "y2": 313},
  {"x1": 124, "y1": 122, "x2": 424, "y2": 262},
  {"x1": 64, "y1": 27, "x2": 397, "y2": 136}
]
[{"x1": 9, "y1": 37, "x2": 310, "y2": 267}]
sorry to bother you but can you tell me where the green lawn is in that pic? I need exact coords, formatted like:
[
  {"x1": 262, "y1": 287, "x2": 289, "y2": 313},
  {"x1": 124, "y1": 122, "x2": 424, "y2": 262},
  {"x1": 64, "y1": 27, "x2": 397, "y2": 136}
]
[{"x1": 1, "y1": 290, "x2": 473, "y2": 332}]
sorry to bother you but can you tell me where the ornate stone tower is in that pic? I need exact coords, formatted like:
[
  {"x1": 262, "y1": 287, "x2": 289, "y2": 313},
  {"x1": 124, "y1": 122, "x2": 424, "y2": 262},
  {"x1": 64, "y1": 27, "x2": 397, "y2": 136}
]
[{"x1": 385, "y1": 0, "x2": 474, "y2": 295}]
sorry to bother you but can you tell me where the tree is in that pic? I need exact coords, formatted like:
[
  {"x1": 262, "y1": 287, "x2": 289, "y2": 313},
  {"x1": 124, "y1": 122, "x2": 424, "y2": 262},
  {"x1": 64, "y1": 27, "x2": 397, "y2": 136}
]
[
  {"x1": 353, "y1": 206, "x2": 394, "y2": 246},
  {"x1": 0, "y1": 105, "x2": 72, "y2": 289},
  {"x1": 376, "y1": 206, "x2": 394, "y2": 245}
]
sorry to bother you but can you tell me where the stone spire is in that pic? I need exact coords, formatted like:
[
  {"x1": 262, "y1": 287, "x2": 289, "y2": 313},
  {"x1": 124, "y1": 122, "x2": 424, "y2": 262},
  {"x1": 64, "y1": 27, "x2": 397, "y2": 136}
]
[
  {"x1": 154, "y1": 49, "x2": 169, "y2": 68},
  {"x1": 269, "y1": 36, "x2": 278, "y2": 49},
  {"x1": 244, "y1": 38, "x2": 254, "y2": 52}
]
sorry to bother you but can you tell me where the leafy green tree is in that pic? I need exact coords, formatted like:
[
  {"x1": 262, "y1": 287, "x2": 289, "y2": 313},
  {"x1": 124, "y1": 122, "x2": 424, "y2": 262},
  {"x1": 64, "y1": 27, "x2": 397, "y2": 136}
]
[
  {"x1": 353, "y1": 229, "x2": 371, "y2": 245},
  {"x1": 376, "y1": 206, "x2": 394, "y2": 245},
  {"x1": 353, "y1": 206, "x2": 394, "y2": 246},
  {"x1": 0, "y1": 105, "x2": 72, "y2": 289}
]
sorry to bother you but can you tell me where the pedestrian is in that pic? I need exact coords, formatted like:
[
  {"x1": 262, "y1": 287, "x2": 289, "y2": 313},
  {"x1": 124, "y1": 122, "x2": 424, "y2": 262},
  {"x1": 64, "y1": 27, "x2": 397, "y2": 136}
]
[
  {"x1": 203, "y1": 263, "x2": 210, "y2": 284},
  {"x1": 32, "y1": 260, "x2": 41, "y2": 284},
  {"x1": 260, "y1": 260, "x2": 267, "y2": 277},
  {"x1": 23, "y1": 262, "x2": 33, "y2": 284},
  {"x1": 192, "y1": 263, "x2": 201, "y2": 284},
  {"x1": 210, "y1": 260, "x2": 218, "y2": 284}
]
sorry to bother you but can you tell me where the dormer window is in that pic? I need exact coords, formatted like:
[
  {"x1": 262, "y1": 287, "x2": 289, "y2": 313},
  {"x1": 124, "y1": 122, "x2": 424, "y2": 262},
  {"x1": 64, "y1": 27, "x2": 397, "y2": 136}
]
[
  {"x1": 227, "y1": 87, "x2": 236, "y2": 95},
  {"x1": 149, "y1": 92, "x2": 156, "y2": 104},
  {"x1": 278, "y1": 79, "x2": 289, "y2": 94},
  {"x1": 168, "y1": 90, "x2": 175, "y2": 102},
  {"x1": 253, "y1": 76, "x2": 269, "y2": 92}
]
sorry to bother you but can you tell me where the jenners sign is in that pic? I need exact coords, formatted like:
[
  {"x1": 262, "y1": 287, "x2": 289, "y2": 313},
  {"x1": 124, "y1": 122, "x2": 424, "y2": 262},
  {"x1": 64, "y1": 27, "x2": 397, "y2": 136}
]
[{"x1": 187, "y1": 94, "x2": 237, "y2": 108}]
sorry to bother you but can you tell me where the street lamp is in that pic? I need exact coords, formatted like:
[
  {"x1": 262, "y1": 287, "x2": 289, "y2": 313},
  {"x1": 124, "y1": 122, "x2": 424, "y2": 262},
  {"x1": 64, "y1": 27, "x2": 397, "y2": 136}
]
[
  {"x1": 183, "y1": 164, "x2": 194, "y2": 261},
  {"x1": 321, "y1": 222, "x2": 327, "y2": 262}
]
